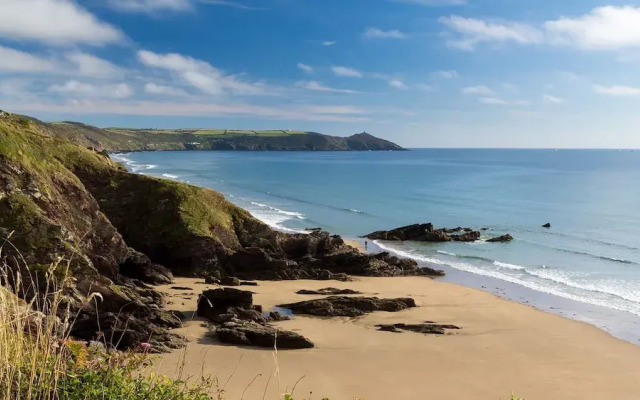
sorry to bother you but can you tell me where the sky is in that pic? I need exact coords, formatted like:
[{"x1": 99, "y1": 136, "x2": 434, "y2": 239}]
[{"x1": 1, "y1": 0, "x2": 640, "y2": 148}]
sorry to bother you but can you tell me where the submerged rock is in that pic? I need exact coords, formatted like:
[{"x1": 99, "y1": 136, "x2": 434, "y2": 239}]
[
  {"x1": 279, "y1": 296, "x2": 416, "y2": 317},
  {"x1": 542, "y1": 223, "x2": 551, "y2": 228}
]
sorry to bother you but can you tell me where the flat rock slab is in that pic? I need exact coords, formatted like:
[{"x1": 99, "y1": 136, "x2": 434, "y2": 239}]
[
  {"x1": 279, "y1": 296, "x2": 416, "y2": 317},
  {"x1": 376, "y1": 323, "x2": 461, "y2": 335},
  {"x1": 296, "y1": 288, "x2": 362, "y2": 295},
  {"x1": 213, "y1": 320, "x2": 314, "y2": 349}
]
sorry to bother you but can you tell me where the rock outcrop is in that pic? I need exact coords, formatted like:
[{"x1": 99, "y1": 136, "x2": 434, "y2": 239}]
[
  {"x1": 279, "y1": 296, "x2": 416, "y2": 317},
  {"x1": 486, "y1": 234, "x2": 514, "y2": 243},
  {"x1": 365, "y1": 223, "x2": 511, "y2": 244}
]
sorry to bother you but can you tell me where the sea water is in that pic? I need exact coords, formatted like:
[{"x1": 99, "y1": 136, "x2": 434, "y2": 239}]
[{"x1": 113, "y1": 149, "x2": 640, "y2": 342}]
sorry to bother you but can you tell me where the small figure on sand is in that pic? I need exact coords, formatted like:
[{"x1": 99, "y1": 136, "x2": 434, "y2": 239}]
[{"x1": 364, "y1": 240, "x2": 368, "y2": 252}]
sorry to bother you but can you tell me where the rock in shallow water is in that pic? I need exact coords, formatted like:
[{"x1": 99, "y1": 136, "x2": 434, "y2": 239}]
[
  {"x1": 486, "y1": 234, "x2": 514, "y2": 243},
  {"x1": 279, "y1": 296, "x2": 417, "y2": 317}
]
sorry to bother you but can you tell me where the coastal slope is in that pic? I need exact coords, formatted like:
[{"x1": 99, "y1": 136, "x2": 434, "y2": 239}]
[{"x1": 49, "y1": 121, "x2": 405, "y2": 152}]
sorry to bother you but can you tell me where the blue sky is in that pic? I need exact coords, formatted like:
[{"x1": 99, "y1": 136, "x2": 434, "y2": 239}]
[{"x1": 1, "y1": 0, "x2": 640, "y2": 148}]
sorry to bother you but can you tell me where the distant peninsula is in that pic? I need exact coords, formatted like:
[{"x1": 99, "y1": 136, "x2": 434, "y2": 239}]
[{"x1": 50, "y1": 121, "x2": 406, "y2": 152}]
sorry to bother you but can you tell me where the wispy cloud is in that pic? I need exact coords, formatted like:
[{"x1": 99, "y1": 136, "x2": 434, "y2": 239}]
[
  {"x1": 322, "y1": 41, "x2": 336, "y2": 46},
  {"x1": 138, "y1": 50, "x2": 267, "y2": 96},
  {"x1": 65, "y1": 52, "x2": 124, "y2": 79},
  {"x1": 478, "y1": 97, "x2": 528, "y2": 106},
  {"x1": 462, "y1": 85, "x2": 495, "y2": 95},
  {"x1": 593, "y1": 84, "x2": 640, "y2": 96},
  {"x1": 49, "y1": 80, "x2": 134, "y2": 99},
  {"x1": 332, "y1": 66, "x2": 363, "y2": 78},
  {"x1": 144, "y1": 82, "x2": 187, "y2": 96},
  {"x1": 297, "y1": 63, "x2": 314, "y2": 73},
  {"x1": 296, "y1": 81, "x2": 357, "y2": 94},
  {"x1": 363, "y1": 27, "x2": 408, "y2": 39},
  {"x1": 389, "y1": 79, "x2": 408, "y2": 89},
  {"x1": 0, "y1": 45, "x2": 56, "y2": 72},
  {"x1": 441, "y1": 6, "x2": 640, "y2": 51},
  {"x1": 0, "y1": 0, "x2": 123, "y2": 45},
  {"x1": 388, "y1": 0, "x2": 466, "y2": 5},
  {"x1": 108, "y1": 0, "x2": 258, "y2": 13},
  {"x1": 432, "y1": 70, "x2": 458, "y2": 79},
  {"x1": 542, "y1": 94, "x2": 564, "y2": 104}
]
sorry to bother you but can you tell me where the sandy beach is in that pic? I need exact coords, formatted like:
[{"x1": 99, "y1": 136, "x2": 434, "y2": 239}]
[{"x1": 154, "y1": 276, "x2": 640, "y2": 400}]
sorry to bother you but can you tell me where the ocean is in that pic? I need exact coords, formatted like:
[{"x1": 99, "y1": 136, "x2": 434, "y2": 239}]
[{"x1": 112, "y1": 149, "x2": 640, "y2": 343}]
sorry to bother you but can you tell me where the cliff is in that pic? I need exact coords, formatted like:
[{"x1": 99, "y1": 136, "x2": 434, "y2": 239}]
[{"x1": 0, "y1": 113, "x2": 429, "y2": 351}]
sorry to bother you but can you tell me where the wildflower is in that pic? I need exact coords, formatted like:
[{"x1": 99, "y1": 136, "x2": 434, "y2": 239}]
[{"x1": 140, "y1": 342, "x2": 151, "y2": 352}]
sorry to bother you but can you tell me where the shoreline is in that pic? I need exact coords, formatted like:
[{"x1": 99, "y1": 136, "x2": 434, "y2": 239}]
[
  {"x1": 156, "y1": 276, "x2": 640, "y2": 399},
  {"x1": 114, "y1": 152, "x2": 640, "y2": 346}
]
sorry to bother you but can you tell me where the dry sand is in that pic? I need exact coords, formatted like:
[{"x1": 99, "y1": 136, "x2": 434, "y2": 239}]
[{"x1": 155, "y1": 277, "x2": 640, "y2": 400}]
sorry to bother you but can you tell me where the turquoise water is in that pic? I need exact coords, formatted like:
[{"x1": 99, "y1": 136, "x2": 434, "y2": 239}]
[{"x1": 113, "y1": 149, "x2": 640, "y2": 334}]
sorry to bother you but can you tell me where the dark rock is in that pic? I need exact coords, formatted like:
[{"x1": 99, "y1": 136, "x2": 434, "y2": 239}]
[
  {"x1": 542, "y1": 223, "x2": 551, "y2": 228},
  {"x1": 279, "y1": 296, "x2": 416, "y2": 317},
  {"x1": 197, "y1": 288, "x2": 254, "y2": 321},
  {"x1": 120, "y1": 250, "x2": 174, "y2": 285},
  {"x1": 204, "y1": 275, "x2": 220, "y2": 285},
  {"x1": 486, "y1": 234, "x2": 514, "y2": 243},
  {"x1": 213, "y1": 320, "x2": 313, "y2": 349},
  {"x1": 240, "y1": 281, "x2": 258, "y2": 286},
  {"x1": 268, "y1": 311, "x2": 290, "y2": 321},
  {"x1": 451, "y1": 231, "x2": 481, "y2": 242},
  {"x1": 171, "y1": 286, "x2": 193, "y2": 291},
  {"x1": 220, "y1": 276, "x2": 241, "y2": 286},
  {"x1": 376, "y1": 323, "x2": 461, "y2": 335},
  {"x1": 296, "y1": 288, "x2": 362, "y2": 295}
]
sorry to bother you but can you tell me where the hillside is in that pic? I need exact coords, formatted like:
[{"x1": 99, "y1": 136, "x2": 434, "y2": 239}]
[{"x1": 49, "y1": 122, "x2": 405, "y2": 151}]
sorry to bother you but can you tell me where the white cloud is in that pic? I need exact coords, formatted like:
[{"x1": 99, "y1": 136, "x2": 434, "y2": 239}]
[
  {"x1": 49, "y1": 80, "x2": 134, "y2": 99},
  {"x1": 593, "y1": 84, "x2": 640, "y2": 96},
  {"x1": 144, "y1": 83, "x2": 187, "y2": 96},
  {"x1": 0, "y1": 45, "x2": 56, "y2": 72},
  {"x1": 462, "y1": 85, "x2": 495, "y2": 95},
  {"x1": 0, "y1": 0, "x2": 123, "y2": 45},
  {"x1": 542, "y1": 94, "x2": 564, "y2": 104},
  {"x1": 297, "y1": 63, "x2": 314, "y2": 73},
  {"x1": 363, "y1": 28, "x2": 408, "y2": 39},
  {"x1": 389, "y1": 79, "x2": 408, "y2": 89},
  {"x1": 439, "y1": 16, "x2": 543, "y2": 50},
  {"x1": 331, "y1": 66, "x2": 363, "y2": 78},
  {"x1": 322, "y1": 41, "x2": 336, "y2": 46},
  {"x1": 545, "y1": 6, "x2": 640, "y2": 49},
  {"x1": 138, "y1": 50, "x2": 265, "y2": 96},
  {"x1": 433, "y1": 70, "x2": 458, "y2": 79},
  {"x1": 417, "y1": 84, "x2": 435, "y2": 92},
  {"x1": 65, "y1": 52, "x2": 123, "y2": 79},
  {"x1": 442, "y1": 6, "x2": 640, "y2": 51},
  {"x1": 296, "y1": 81, "x2": 356, "y2": 94}
]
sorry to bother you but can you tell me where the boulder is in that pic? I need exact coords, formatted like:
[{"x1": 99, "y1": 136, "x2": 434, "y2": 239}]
[
  {"x1": 197, "y1": 288, "x2": 253, "y2": 319},
  {"x1": 213, "y1": 320, "x2": 313, "y2": 349},
  {"x1": 542, "y1": 223, "x2": 551, "y2": 228},
  {"x1": 451, "y1": 231, "x2": 481, "y2": 242},
  {"x1": 220, "y1": 276, "x2": 241, "y2": 286},
  {"x1": 119, "y1": 250, "x2": 173, "y2": 285},
  {"x1": 279, "y1": 296, "x2": 416, "y2": 317}
]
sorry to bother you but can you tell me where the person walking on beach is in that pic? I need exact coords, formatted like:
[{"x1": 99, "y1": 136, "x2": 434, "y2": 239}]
[{"x1": 364, "y1": 240, "x2": 368, "y2": 252}]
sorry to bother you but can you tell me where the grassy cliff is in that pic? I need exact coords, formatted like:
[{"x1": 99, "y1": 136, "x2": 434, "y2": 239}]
[{"x1": 49, "y1": 122, "x2": 405, "y2": 152}]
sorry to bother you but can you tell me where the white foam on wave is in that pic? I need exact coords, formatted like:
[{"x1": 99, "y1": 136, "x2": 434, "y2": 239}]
[
  {"x1": 374, "y1": 240, "x2": 640, "y2": 317},
  {"x1": 161, "y1": 173, "x2": 180, "y2": 179},
  {"x1": 437, "y1": 250, "x2": 457, "y2": 257},
  {"x1": 493, "y1": 261, "x2": 526, "y2": 271},
  {"x1": 112, "y1": 153, "x2": 158, "y2": 173},
  {"x1": 244, "y1": 199, "x2": 308, "y2": 234}
]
